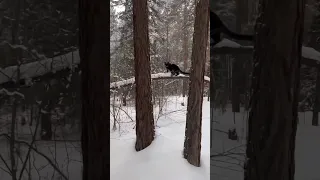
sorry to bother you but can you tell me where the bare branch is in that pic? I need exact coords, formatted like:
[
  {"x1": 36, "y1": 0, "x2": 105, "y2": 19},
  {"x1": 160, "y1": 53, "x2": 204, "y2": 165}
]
[
  {"x1": 0, "y1": 153, "x2": 12, "y2": 175},
  {"x1": 0, "y1": 133, "x2": 68, "y2": 180},
  {"x1": 18, "y1": 112, "x2": 41, "y2": 180}
]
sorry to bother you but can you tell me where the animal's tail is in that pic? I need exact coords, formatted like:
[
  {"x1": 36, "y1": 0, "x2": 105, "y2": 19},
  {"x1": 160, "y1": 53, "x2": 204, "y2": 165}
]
[
  {"x1": 223, "y1": 26, "x2": 253, "y2": 41},
  {"x1": 179, "y1": 70, "x2": 190, "y2": 75}
]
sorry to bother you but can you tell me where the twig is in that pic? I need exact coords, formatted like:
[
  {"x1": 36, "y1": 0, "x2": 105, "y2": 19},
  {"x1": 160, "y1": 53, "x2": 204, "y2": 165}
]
[
  {"x1": 210, "y1": 159, "x2": 243, "y2": 167},
  {"x1": 112, "y1": 105, "x2": 134, "y2": 122},
  {"x1": 18, "y1": 112, "x2": 41, "y2": 180},
  {"x1": 0, "y1": 165, "x2": 11, "y2": 175},
  {"x1": 211, "y1": 144, "x2": 245, "y2": 158},
  {"x1": 0, "y1": 153, "x2": 12, "y2": 175},
  {"x1": 211, "y1": 164, "x2": 243, "y2": 172},
  {"x1": 0, "y1": 133, "x2": 68, "y2": 180}
]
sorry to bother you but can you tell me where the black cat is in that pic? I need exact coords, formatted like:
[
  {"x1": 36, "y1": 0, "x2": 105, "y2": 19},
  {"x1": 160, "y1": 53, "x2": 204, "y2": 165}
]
[{"x1": 164, "y1": 62, "x2": 189, "y2": 76}]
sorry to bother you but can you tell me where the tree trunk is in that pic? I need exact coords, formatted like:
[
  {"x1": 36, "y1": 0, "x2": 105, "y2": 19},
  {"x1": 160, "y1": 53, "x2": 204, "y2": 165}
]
[
  {"x1": 122, "y1": 91, "x2": 127, "y2": 106},
  {"x1": 312, "y1": 67, "x2": 320, "y2": 126},
  {"x1": 132, "y1": 0, "x2": 155, "y2": 151},
  {"x1": 40, "y1": 110, "x2": 52, "y2": 140},
  {"x1": 210, "y1": 0, "x2": 215, "y2": 149},
  {"x1": 10, "y1": 0, "x2": 22, "y2": 178},
  {"x1": 183, "y1": 0, "x2": 209, "y2": 167},
  {"x1": 244, "y1": 0, "x2": 306, "y2": 179},
  {"x1": 232, "y1": 0, "x2": 248, "y2": 113},
  {"x1": 79, "y1": 0, "x2": 110, "y2": 179},
  {"x1": 29, "y1": 104, "x2": 33, "y2": 126},
  {"x1": 210, "y1": 47, "x2": 214, "y2": 149},
  {"x1": 40, "y1": 91, "x2": 53, "y2": 140},
  {"x1": 40, "y1": 98, "x2": 52, "y2": 140}
]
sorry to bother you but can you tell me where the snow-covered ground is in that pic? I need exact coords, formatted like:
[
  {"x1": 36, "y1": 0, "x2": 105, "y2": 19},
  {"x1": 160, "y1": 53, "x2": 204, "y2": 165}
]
[
  {"x1": 211, "y1": 106, "x2": 320, "y2": 180},
  {"x1": 0, "y1": 110, "x2": 82, "y2": 180},
  {"x1": 0, "y1": 139, "x2": 82, "y2": 180},
  {"x1": 1, "y1": 95, "x2": 318, "y2": 180},
  {"x1": 110, "y1": 96, "x2": 210, "y2": 180}
]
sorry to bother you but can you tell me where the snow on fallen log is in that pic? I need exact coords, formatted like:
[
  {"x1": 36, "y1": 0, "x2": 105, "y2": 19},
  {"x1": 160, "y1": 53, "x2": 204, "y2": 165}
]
[
  {"x1": 214, "y1": 39, "x2": 253, "y2": 49},
  {"x1": 0, "y1": 88, "x2": 25, "y2": 98},
  {"x1": 0, "y1": 50, "x2": 80, "y2": 84},
  {"x1": 301, "y1": 46, "x2": 320, "y2": 62},
  {"x1": 215, "y1": 38, "x2": 320, "y2": 62},
  {"x1": 110, "y1": 73, "x2": 210, "y2": 89}
]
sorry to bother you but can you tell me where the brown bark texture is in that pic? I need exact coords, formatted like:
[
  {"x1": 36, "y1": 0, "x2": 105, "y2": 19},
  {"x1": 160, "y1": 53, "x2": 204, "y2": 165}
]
[
  {"x1": 183, "y1": 0, "x2": 209, "y2": 167},
  {"x1": 245, "y1": 0, "x2": 306, "y2": 180},
  {"x1": 79, "y1": 0, "x2": 110, "y2": 179},
  {"x1": 132, "y1": 0, "x2": 155, "y2": 151}
]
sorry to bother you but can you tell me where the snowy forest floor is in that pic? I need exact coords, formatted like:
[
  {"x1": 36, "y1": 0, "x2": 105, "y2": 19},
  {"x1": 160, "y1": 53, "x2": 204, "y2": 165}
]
[
  {"x1": 110, "y1": 96, "x2": 210, "y2": 180},
  {"x1": 0, "y1": 134, "x2": 82, "y2": 180},
  {"x1": 211, "y1": 106, "x2": 320, "y2": 180},
  {"x1": 0, "y1": 109, "x2": 82, "y2": 180},
  {"x1": 1, "y1": 96, "x2": 318, "y2": 180}
]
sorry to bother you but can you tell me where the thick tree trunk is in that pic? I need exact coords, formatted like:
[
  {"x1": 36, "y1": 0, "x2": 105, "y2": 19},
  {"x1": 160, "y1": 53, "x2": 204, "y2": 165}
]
[
  {"x1": 79, "y1": 0, "x2": 110, "y2": 179},
  {"x1": 29, "y1": 104, "x2": 33, "y2": 126},
  {"x1": 312, "y1": 67, "x2": 320, "y2": 126},
  {"x1": 40, "y1": 112, "x2": 52, "y2": 140},
  {"x1": 244, "y1": 0, "x2": 305, "y2": 179},
  {"x1": 183, "y1": 0, "x2": 209, "y2": 167},
  {"x1": 132, "y1": 0, "x2": 155, "y2": 151},
  {"x1": 40, "y1": 91, "x2": 53, "y2": 140},
  {"x1": 10, "y1": 0, "x2": 22, "y2": 178},
  {"x1": 210, "y1": 0, "x2": 215, "y2": 149},
  {"x1": 40, "y1": 99, "x2": 53, "y2": 140},
  {"x1": 210, "y1": 46, "x2": 214, "y2": 149}
]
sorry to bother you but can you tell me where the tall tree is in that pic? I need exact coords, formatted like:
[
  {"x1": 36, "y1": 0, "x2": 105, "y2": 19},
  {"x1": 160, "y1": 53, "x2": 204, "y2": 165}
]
[
  {"x1": 79, "y1": 0, "x2": 110, "y2": 179},
  {"x1": 132, "y1": 0, "x2": 155, "y2": 151},
  {"x1": 245, "y1": 0, "x2": 306, "y2": 179},
  {"x1": 183, "y1": 0, "x2": 209, "y2": 167}
]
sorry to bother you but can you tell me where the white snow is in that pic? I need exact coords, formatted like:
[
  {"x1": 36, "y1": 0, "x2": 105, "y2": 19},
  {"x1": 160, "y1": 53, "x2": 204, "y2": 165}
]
[
  {"x1": 110, "y1": 73, "x2": 210, "y2": 89},
  {"x1": 0, "y1": 114, "x2": 82, "y2": 180},
  {"x1": 302, "y1": 46, "x2": 320, "y2": 62},
  {"x1": 110, "y1": 96, "x2": 210, "y2": 180},
  {"x1": 0, "y1": 50, "x2": 80, "y2": 84},
  {"x1": 0, "y1": 88, "x2": 25, "y2": 98},
  {"x1": 211, "y1": 106, "x2": 320, "y2": 180},
  {"x1": 0, "y1": 41, "x2": 29, "y2": 51},
  {"x1": 214, "y1": 38, "x2": 320, "y2": 62},
  {"x1": 214, "y1": 39, "x2": 253, "y2": 49},
  {"x1": 204, "y1": 76, "x2": 210, "y2": 82}
]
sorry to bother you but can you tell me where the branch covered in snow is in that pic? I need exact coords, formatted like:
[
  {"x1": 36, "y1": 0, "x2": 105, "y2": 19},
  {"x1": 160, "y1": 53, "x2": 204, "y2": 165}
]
[
  {"x1": 214, "y1": 38, "x2": 320, "y2": 62},
  {"x1": 110, "y1": 73, "x2": 210, "y2": 89},
  {"x1": 0, "y1": 88, "x2": 25, "y2": 99},
  {"x1": 0, "y1": 41, "x2": 48, "y2": 60},
  {"x1": 214, "y1": 39, "x2": 253, "y2": 49},
  {"x1": 0, "y1": 50, "x2": 80, "y2": 84}
]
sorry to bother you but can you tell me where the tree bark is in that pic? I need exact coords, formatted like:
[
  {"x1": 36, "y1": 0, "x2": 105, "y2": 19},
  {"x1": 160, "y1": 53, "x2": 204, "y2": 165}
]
[
  {"x1": 183, "y1": 0, "x2": 209, "y2": 167},
  {"x1": 312, "y1": 67, "x2": 320, "y2": 126},
  {"x1": 40, "y1": 98, "x2": 53, "y2": 140},
  {"x1": 79, "y1": 0, "x2": 110, "y2": 179},
  {"x1": 132, "y1": 0, "x2": 155, "y2": 151},
  {"x1": 244, "y1": 0, "x2": 306, "y2": 179},
  {"x1": 210, "y1": 0, "x2": 215, "y2": 149},
  {"x1": 10, "y1": 0, "x2": 22, "y2": 178}
]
